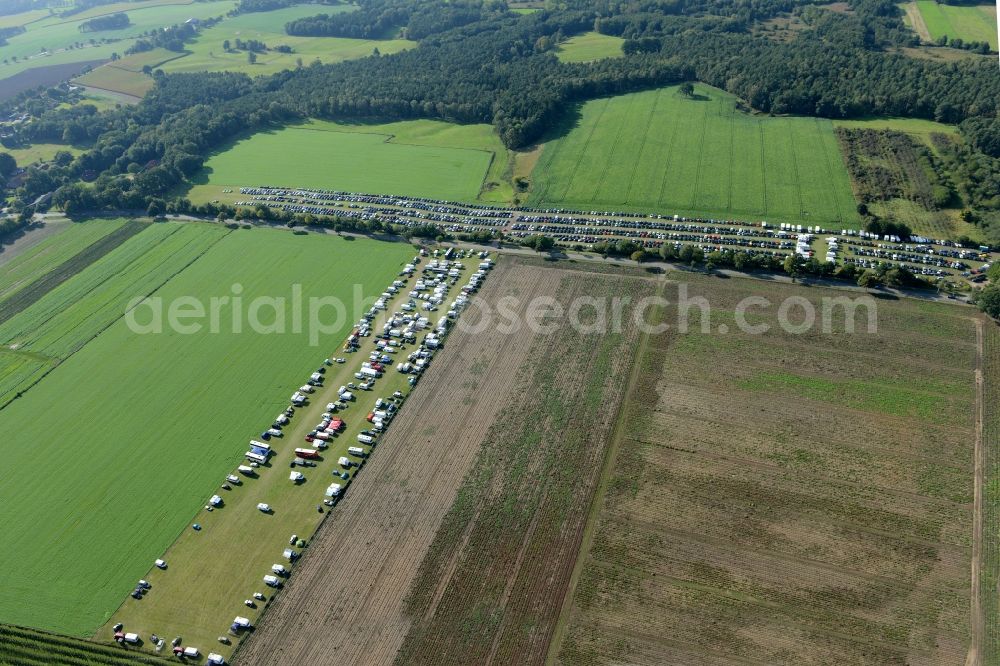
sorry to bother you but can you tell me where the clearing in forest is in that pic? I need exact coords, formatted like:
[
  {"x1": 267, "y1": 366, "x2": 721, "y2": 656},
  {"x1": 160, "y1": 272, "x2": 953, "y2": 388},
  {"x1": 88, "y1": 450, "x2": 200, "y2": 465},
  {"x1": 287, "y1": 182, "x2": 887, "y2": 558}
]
[
  {"x1": 186, "y1": 119, "x2": 499, "y2": 204},
  {"x1": 527, "y1": 84, "x2": 860, "y2": 227}
]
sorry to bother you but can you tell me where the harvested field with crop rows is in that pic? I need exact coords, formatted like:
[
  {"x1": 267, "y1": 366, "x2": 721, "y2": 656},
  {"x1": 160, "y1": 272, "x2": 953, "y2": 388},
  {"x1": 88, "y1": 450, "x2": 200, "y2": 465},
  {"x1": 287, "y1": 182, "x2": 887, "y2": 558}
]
[{"x1": 553, "y1": 274, "x2": 980, "y2": 665}]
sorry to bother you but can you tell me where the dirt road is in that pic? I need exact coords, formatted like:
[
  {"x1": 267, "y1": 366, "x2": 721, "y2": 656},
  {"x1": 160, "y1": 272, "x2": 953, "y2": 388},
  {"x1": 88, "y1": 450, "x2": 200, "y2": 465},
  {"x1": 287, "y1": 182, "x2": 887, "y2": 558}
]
[{"x1": 969, "y1": 318, "x2": 986, "y2": 666}]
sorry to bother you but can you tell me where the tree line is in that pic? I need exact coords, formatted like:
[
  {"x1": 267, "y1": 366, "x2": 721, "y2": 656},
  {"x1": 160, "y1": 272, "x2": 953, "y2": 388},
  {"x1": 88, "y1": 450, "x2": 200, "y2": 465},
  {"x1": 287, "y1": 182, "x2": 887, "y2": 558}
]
[
  {"x1": 0, "y1": 0, "x2": 997, "y2": 225},
  {"x1": 79, "y1": 12, "x2": 130, "y2": 32}
]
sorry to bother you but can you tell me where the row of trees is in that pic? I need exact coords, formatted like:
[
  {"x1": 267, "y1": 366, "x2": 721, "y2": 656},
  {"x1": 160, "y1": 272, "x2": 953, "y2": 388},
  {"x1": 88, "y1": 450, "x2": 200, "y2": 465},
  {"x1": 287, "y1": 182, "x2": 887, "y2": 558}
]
[{"x1": 235, "y1": 0, "x2": 341, "y2": 13}]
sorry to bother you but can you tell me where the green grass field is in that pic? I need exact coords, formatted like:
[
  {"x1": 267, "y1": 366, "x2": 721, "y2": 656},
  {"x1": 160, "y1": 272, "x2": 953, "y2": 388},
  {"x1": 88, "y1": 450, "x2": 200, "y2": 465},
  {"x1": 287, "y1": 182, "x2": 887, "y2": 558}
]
[
  {"x1": 0, "y1": 0, "x2": 236, "y2": 86},
  {"x1": 555, "y1": 32, "x2": 624, "y2": 63},
  {"x1": 913, "y1": 1, "x2": 998, "y2": 49},
  {"x1": 833, "y1": 116, "x2": 958, "y2": 141},
  {"x1": 528, "y1": 84, "x2": 861, "y2": 226},
  {"x1": 3, "y1": 141, "x2": 85, "y2": 166},
  {"x1": 73, "y1": 6, "x2": 415, "y2": 97},
  {"x1": 75, "y1": 62, "x2": 158, "y2": 97},
  {"x1": 159, "y1": 4, "x2": 414, "y2": 77},
  {"x1": 0, "y1": 8, "x2": 49, "y2": 30},
  {"x1": 0, "y1": 219, "x2": 127, "y2": 300},
  {"x1": 102, "y1": 253, "x2": 480, "y2": 661},
  {"x1": 0, "y1": 222, "x2": 410, "y2": 636},
  {"x1": 187, "y1": 119, "x2": 499, "y2": 203}
]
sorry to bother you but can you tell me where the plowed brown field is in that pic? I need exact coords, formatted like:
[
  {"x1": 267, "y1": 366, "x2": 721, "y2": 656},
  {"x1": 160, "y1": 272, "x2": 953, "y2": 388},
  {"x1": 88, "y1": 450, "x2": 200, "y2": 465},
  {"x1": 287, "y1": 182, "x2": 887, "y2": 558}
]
[
  {"x1": 552, "y1": 274, "x2": 981, "y2": 665},
  {"x1": 238, "y1": 258, "x2": 659, "y2": 666}
]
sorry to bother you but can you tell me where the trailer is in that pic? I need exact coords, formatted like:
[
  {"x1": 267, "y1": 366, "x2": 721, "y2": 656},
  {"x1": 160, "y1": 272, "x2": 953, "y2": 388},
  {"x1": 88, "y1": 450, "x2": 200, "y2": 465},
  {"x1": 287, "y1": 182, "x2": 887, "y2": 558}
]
[
  {"x1": 237, "y1": 465, "x2": 255, "y2": 476},
  {"x1": 294, "y1": 448, "x2": 320, "y2": 459},
  {"x1": 357, "y1": 433, "x2": 373, "y2": 444},
  {"x1": 245, "y1": 451, "x2": 267, "y2": 464},
  {"x1": 347, "y1": 446, "x2": 367, "y2": 457}
]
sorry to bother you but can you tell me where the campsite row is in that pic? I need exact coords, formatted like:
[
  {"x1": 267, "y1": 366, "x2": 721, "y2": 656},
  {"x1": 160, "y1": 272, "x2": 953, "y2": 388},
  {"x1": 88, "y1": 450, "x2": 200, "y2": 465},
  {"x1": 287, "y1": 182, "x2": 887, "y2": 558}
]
[
  {"x1": 235, "y1": 187, "x2": 995, "y2": 282},
  {"x1": 107, "y1": 248, "x2": 494, "y2": 663}
]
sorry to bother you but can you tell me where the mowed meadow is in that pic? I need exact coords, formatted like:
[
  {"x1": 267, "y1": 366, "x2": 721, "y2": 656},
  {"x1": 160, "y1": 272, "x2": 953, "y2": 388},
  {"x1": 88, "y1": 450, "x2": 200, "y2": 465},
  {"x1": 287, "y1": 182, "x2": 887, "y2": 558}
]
[
  {"x1": 528, "y1": 84, "x2": 860, "y2": 226},
  {"x1": 912, "y1": 1, "x2": 998, "y2": 50},
  {"x1": 75, "y1": 5, "x2": 415, "y2": 98},
  {"x1": 0, "y1": 0, "x2": 237, "y2": 88},
  {"x1": 0, "y1": 221, "x2": 410, "y2": 635},
  {"x1": 555, "y1": 275, "x2": 979, "y2": 664},
  {"x1": 187, "y1": 119, "x2": 500, "y2": 203}
]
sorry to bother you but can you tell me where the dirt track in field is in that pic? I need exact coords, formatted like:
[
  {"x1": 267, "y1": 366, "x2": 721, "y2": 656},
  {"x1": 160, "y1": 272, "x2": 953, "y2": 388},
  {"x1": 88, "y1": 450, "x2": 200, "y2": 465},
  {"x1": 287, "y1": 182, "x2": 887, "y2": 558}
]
[
  {"x1": 969, "y1": 318, "x2": 985, "y2": 666},
  {"x1": 237, "y1": 260, "x2": 563, "y2": 666}
]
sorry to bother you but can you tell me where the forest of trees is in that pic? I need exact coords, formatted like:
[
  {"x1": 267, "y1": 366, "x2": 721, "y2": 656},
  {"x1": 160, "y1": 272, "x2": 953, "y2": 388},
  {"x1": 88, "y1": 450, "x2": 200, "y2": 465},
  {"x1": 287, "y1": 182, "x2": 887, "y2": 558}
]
[
  {"x1": 0, "y1": 0, "x2": 994, "y2": 244},
  {"x1": 79, "y1": 12, "x2": 130, "y2": 32},
  {"x1": 236, "y1": 0, "x2": 341, "y2": 13}
]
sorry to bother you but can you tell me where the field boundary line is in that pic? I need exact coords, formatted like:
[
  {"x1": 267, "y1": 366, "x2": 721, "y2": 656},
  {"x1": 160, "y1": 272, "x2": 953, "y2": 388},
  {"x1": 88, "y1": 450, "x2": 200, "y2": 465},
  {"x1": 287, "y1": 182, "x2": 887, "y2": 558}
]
[
  {"x1": 969, "y1": 317, "x2": 985, "y2": 666},
  {"x1": 78, "y1": 83, "x2": 142, "y2": 103},
  {"x1": 419, "y1": 507, "x2": 481, "y2": 623},
  {"x1": 787, "y1": 120, "x2": 806, "y2": 217},
  {"x1": 477, "y1": 150, "x2": 497, "y2": 199},
  {"x1": 655, "y1": 91, "x2": 684, "y2": 207},
  {"x1": 651, "y1": 408, "x2": 973, "y2": 471},
  {"x1": 293, "y1": 126, "x2": 497, "y2": 157},
  {"x1": 758, "y1": 120, "x2": 769, "y2": 216},
  {"x1": 483, "y1": 487, "x2": 547, "y2": 666},
  {"x1": 107, "y1": 50, "x2": 191, "y2": 73},
  {"x1": 543, "y1": 277, "x2": 666, "y2": 666},
  {"x1": 579, "y1": 621, "x2": 765, "y2": 666},
  {"x1": 0, "y1": 219, "x2": 148, "y2": 326},
  {"x1": 559, "y1": 97, "x2": 610, "y2": 202},
  {"x1": 589, "y1": 93, "x2": 635, "y2": 204},
  {"x1": 687, "y1": 98, "x2": 710, "y2": 210},
  {"x1": 583, "y1": 558, "x2": 960, "y2": 658},
  {"x1": 904, "y1": 1, "x2": 933, "y2": 41},
  {"x1": 623, "y1": 89, "x2": 661, "y2": 205},
  {"x1": 609, "y1": 479, "x2": 968, "y2": 558},
  {"x1": 0, "y1": 226, "x2": 230, "y2": 415},
  {"x1": 39, "y1": 0, "x2": 195, "y2": 28},
  {"x1": 637, "y1": 424, "x2": 976, "y2": 497},
  {"x1": 727, "y1": 104, "x2": 736, "y2": 212},
  {"x1": 815, "y1": 118, "x2": 846, "y2": 223}
]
